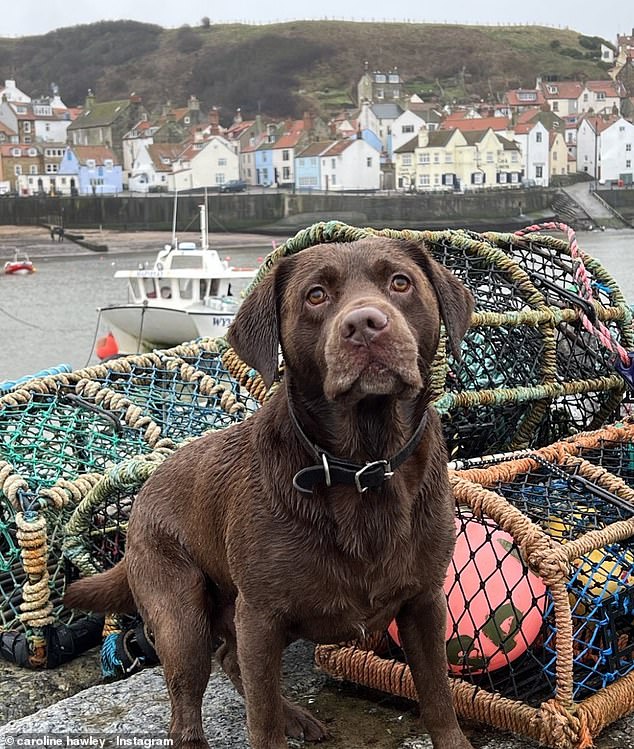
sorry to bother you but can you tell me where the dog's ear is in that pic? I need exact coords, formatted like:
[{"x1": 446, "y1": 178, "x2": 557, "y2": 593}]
[
  {"x1": 401, "y1": 240, "x2": 475, "y2": 360},
  {"x1": 227, "y1": 261, "x2": 290, "y2": 387}
]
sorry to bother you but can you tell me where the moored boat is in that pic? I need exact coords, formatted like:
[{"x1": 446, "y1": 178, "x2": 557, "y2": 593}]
[
  {"x1": 4, "y1": 250, "x2": 36, "y2": 275},
  {"x1": 98, "y1": 203, "x2": 258, "y2": 354}
]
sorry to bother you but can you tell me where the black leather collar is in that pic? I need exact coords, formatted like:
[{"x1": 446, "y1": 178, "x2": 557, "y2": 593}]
[{"x1": 288, "y1": 399, "x2": 429, "y2": 495}]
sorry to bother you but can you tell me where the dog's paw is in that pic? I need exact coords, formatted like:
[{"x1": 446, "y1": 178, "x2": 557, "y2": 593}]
[{"x1": 283, "y1": 698, "x2": 329, "y2": 742}]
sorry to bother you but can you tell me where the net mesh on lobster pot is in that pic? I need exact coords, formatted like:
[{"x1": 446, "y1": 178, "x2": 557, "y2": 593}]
[
  {"x1": 315, "y1": 419, "x2": 634, "y2": 749},
  {"x1": 0, "y1": 339, "x2": 262, "y2": 667}
]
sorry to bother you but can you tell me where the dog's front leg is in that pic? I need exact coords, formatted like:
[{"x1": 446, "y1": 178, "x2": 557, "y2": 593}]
[
  {"x1": 396, "y1": 592, "x2": 474, "y2": 749},
  {"x1": 235, "y1": 593, "x2": 287, "y2": 749}
]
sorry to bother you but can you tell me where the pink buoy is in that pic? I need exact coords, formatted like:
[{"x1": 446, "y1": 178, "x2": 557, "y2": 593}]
[{"x1": 389, "y1": 512, "x2": 546, "y2": 674}]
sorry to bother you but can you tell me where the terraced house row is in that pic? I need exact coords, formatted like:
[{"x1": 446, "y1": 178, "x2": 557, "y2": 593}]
[{"x1": 1, "y1": 46, "x2": 633, "y2": 195}]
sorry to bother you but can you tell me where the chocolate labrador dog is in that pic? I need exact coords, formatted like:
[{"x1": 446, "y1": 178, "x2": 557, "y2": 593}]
[{"x1": 65, "y1": 237, "x2": 475, "y2": 749}]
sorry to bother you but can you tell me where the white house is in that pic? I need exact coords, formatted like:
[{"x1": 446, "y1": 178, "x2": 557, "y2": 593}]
[
  {"x1": 577, "y1": 115, "x2": 634, "y2": 183},
  {"x1": 0, "y1": 80, "x2": 30, "y2": 104},
  {"x1": 319, "y1": 137, "x2": 381, "y2": 191},
  {"x1": 391, "y1": 109, "x2": 427, "y2": 156},
  {"x1": 513, "y1": 120, "x2": 550, "y2": 186},
  {"x1": 168, "y1": 135, "x2": 239, "y2": 192},
  {"x1": 357, "y1": 101, "x2": 404, "y2": 158}
]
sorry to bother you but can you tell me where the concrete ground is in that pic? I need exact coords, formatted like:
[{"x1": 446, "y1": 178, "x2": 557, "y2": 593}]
[{"x1": 0, "y1": 642, "x2": 632, "y2": 748}]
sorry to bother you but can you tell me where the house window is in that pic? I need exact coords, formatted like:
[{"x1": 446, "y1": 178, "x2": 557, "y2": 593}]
[
  {"x1": 583, "y1": 93, "x2": 589, "y2": 102},
  {"x1": 536, "y1": 166, "x2": 543, "y2": 178},
  {"x1": 420, "y1": 175, "x2": 430, "y2": 186},
  {"x1": 104, "y1": 159, "x2": 113, "y2": 169},
  {"x1": 627, "y1": 160, "x2": 632, "y2": 168},
  {"x1": 512, "y1": 152, "x2": 518, "y2": 162},
  {"x1": 14, "y1": 165, "x2": 22, "y2": 176},
  {"x1": 12, "y1": 148, "x2": 21, "y2": 157},
  {"x1": 215, "y1": 174, "x2": 224, "y2": 184},
  {"x1": 553, "y1": 151, "x2": 558, "y2": 161},
  {"x1": 433, "y1": 152, "x2": 440, "y2": 164},
  {"x1": 282, "y1": 150, "x2": 290, "y2": 161},
  {"x1": 282, "y1": 167, "x2": 291, "y2": 180},
  {"x1": 218, "y1": 158, "x2": 227, "y2": 166},
  {"x1": 472, "y1": 172, "x2": 484, "y2": 185},
  {"x1": 536, "y1": 132, "x2": 543, "y2": 143},
  {"x1": 402, "y1": 124, "x2": 414, "y2": 133},
  {"x1": 331, "y1": 175, "x2": 336, "y2": 185},
  {"x1": 23, "y1": 122, "x2": 31, "y2": 133},
  {"x1": 626, "y1": 144, "x2": 632, "y2": 152},
  {"x1": 29, "y1": 165, "x2": 37, "y2": 175},
  {"x1": 434, "y1": 174, "x2": 441, "y2": 186},
  {"x1": 419, "y1": 153, "x2": 430, "y2": 164},
  {"x1": 552, "y1": 102, "x2": 559, "y2": 112},
  {"x1": 596, "y1": 92, "x2": 605, "y2": 100},
  {"x1": 498, "y1": 173, "x2": 508, "y2": 184},
  {"x1": 366, "y1": 157, "x2": 372, "y2": 167},
  {"x1": 331, "y1": 158, "x2": 336, "y2": 169},
  {"x1": 402, "y1": 154, "x2": 412, "y2": 166},
  {"x1": 86, "y1": 159, "x2": 96, "y2": 168},
  {"x1": 445, "y1": 153, "x2": 453, "y2": 163},
  {"x1": 486, "y1": 152, "x2": 494, "y2": 163}
]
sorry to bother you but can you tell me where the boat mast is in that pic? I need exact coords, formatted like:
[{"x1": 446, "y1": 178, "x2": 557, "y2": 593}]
[
  {"x1": 171, "y1": 190, "x2": 178, "y2": 248},
  {"x1": 200, "y1": 197, "x2": 209, "y2": 251}
]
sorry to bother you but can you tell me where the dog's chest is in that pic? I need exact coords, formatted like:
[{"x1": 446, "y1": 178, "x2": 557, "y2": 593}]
[{"x1": 287, "y1": 552, "x2": 422, "y2": 643}]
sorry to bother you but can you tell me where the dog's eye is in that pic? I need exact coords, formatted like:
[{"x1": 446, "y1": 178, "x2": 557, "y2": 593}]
[
  {"x1": 306, "y1": 286, "x2": 328, "y2": 305},
  {"x1": 390, "y1": 274, "x2": 411, "y2": 293}
]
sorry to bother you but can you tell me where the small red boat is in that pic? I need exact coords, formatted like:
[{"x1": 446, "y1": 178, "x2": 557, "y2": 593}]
[{"x1": 4, "y1": 250, "x2": 36, "y2": 275}]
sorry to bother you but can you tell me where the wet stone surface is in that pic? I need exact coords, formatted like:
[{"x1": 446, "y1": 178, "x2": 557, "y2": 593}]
[{"x1": 0, "y1": 642, "x2": 632, "y2": 747}]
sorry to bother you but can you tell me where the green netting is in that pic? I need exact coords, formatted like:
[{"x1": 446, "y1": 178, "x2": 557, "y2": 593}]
[{"x1": 1, "y1": 221, "x2": 633, "y2": 670}]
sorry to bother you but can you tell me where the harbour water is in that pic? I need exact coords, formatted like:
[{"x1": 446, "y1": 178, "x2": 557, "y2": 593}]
[{"x1": 0, "y1": 227, "x2": 632, "y2": 384}]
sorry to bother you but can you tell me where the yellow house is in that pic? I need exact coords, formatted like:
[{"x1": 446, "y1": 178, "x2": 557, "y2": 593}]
[
  {"x1": 549, "y1": 131, "x2": 569, "y2": 176},
  {"x1": 394, "y1": 127, "x2": 522, "y2": 191}
]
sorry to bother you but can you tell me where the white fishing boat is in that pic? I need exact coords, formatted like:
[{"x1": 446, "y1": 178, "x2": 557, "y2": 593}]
[{"x1": 99, "y1": 203, "x2": 258, "y2": 354}]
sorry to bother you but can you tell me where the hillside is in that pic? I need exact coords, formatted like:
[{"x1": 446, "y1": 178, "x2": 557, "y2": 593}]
[{"x1": 0, "y1": 20, "x2": 614, "y2": 122}]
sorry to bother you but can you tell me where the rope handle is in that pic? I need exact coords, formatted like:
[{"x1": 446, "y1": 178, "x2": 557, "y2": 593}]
[{"x1": 514, "y1": 221, "x2": 634, "y2": 388}]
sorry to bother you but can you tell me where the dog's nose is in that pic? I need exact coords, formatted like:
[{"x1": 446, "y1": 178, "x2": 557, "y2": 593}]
[{"x1": 341, "y1": 306, "x2": 389, "y2": 345}]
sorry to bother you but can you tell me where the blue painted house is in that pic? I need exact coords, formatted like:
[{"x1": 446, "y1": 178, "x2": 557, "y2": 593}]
[
  {"x1": 295, "y1": 141, "x2": 333, "y2": 191},
  {"x1": 57, "y1": 145, "x2": 123, "y2": 195}
]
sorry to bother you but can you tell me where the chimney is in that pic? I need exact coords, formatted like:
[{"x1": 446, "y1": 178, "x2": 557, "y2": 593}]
[
  {"x1": 233, "y1": 108, "x2": 243, "y2": 124},
  {"x1": 208, "y1": 107, "x2": 220, "y2": 136},
  {"x1": 303, "y1": 111, "x2": 313, "y2": 132},
  {"x1": 85, "y1": 89, "x2": 96, "y2": 110},
  {"x1": 418, "y1": 128, "x2": 429, "y2": 147},
  {"x1": 188, "y1": 95, "x2": 200, "y2": 113}
]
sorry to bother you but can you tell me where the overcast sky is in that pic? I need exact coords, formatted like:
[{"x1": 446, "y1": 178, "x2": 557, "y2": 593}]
[{"x1": 2, "y1": 1, "x2": 631, "y2": 42}]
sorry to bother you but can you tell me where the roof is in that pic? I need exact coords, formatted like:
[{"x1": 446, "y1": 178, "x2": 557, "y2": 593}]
[
  {"x1": 296, "y1": 141, "x2": 335, "y2": 158},
  {"x1": 147, "y1": 143, "x2": 183, "y2": 171},
  {"x1": 462, "y1": 130, "x2": 491, "y2": 146},
  {"x1": 394, "y1": 135, "x2": 419, "y2": 154},
  {"x1": 497, "y1": 135, "x2": 520, "y2": 151},
  {"x1": 370, "y1": 103, "x2": 403, "y2": 120},
  {"x1": 68, "y1": 145, "x2": 118, "y2": 165},
  {"x1": 427, "y1": 129, "x2": 456, "y2": 147},
  {"x1": 67, "y1": 99, "x2": 131, "y2": 130},
  {"x1": 585, "y1": 80, "x2": 621, "y2": 96},
  {"x1": 0, "y1": 121, "x2": 17, "y2": 137},
  {"x1": 582, "y1": 114, "x2": 621, "y2": 134},
  {"x1": 541, "y1": 81, "x2": 584, "y2": 100},
  {"x1": 321, "y1": 139, "x2": 357, "y2": 157},
  {"x1": 0, "y1": 144, "x2": 41, "y2": 157},
  {"x1": 441, "y1": 116, "x2": 510, "y2": 132},
  {"x1": 504, "y1": 89, "x2": 546, "y2": 107}
]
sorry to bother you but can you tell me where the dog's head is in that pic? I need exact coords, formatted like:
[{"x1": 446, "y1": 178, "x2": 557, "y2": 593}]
[{"x1": 228, "y1": 238, "x2": 474, "y2": 403}]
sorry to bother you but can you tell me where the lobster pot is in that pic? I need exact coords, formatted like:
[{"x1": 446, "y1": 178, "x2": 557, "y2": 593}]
[
  {"x1": 0, "y1": 339, "x2": 262, "y2": 667},
  {"x1": 315, "y1": 420, "x2": 634, "y2": 749},
  {"x1": 252, "y1": 222, "x2": 633, "y2": 459}
]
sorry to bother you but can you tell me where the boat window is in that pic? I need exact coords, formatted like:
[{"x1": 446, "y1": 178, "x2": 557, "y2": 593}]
[
  {"x1": 170, "y1": 256, "x2": 204, "y2": 270},
  {"x1": 178, "y1": 279, "x2": 193, "y2": 299}
]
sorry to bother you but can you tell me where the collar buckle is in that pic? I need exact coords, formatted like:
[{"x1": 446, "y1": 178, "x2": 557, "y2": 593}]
[{"x1": 354, "y1": 460, "x2": 393, "y2": 493}]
